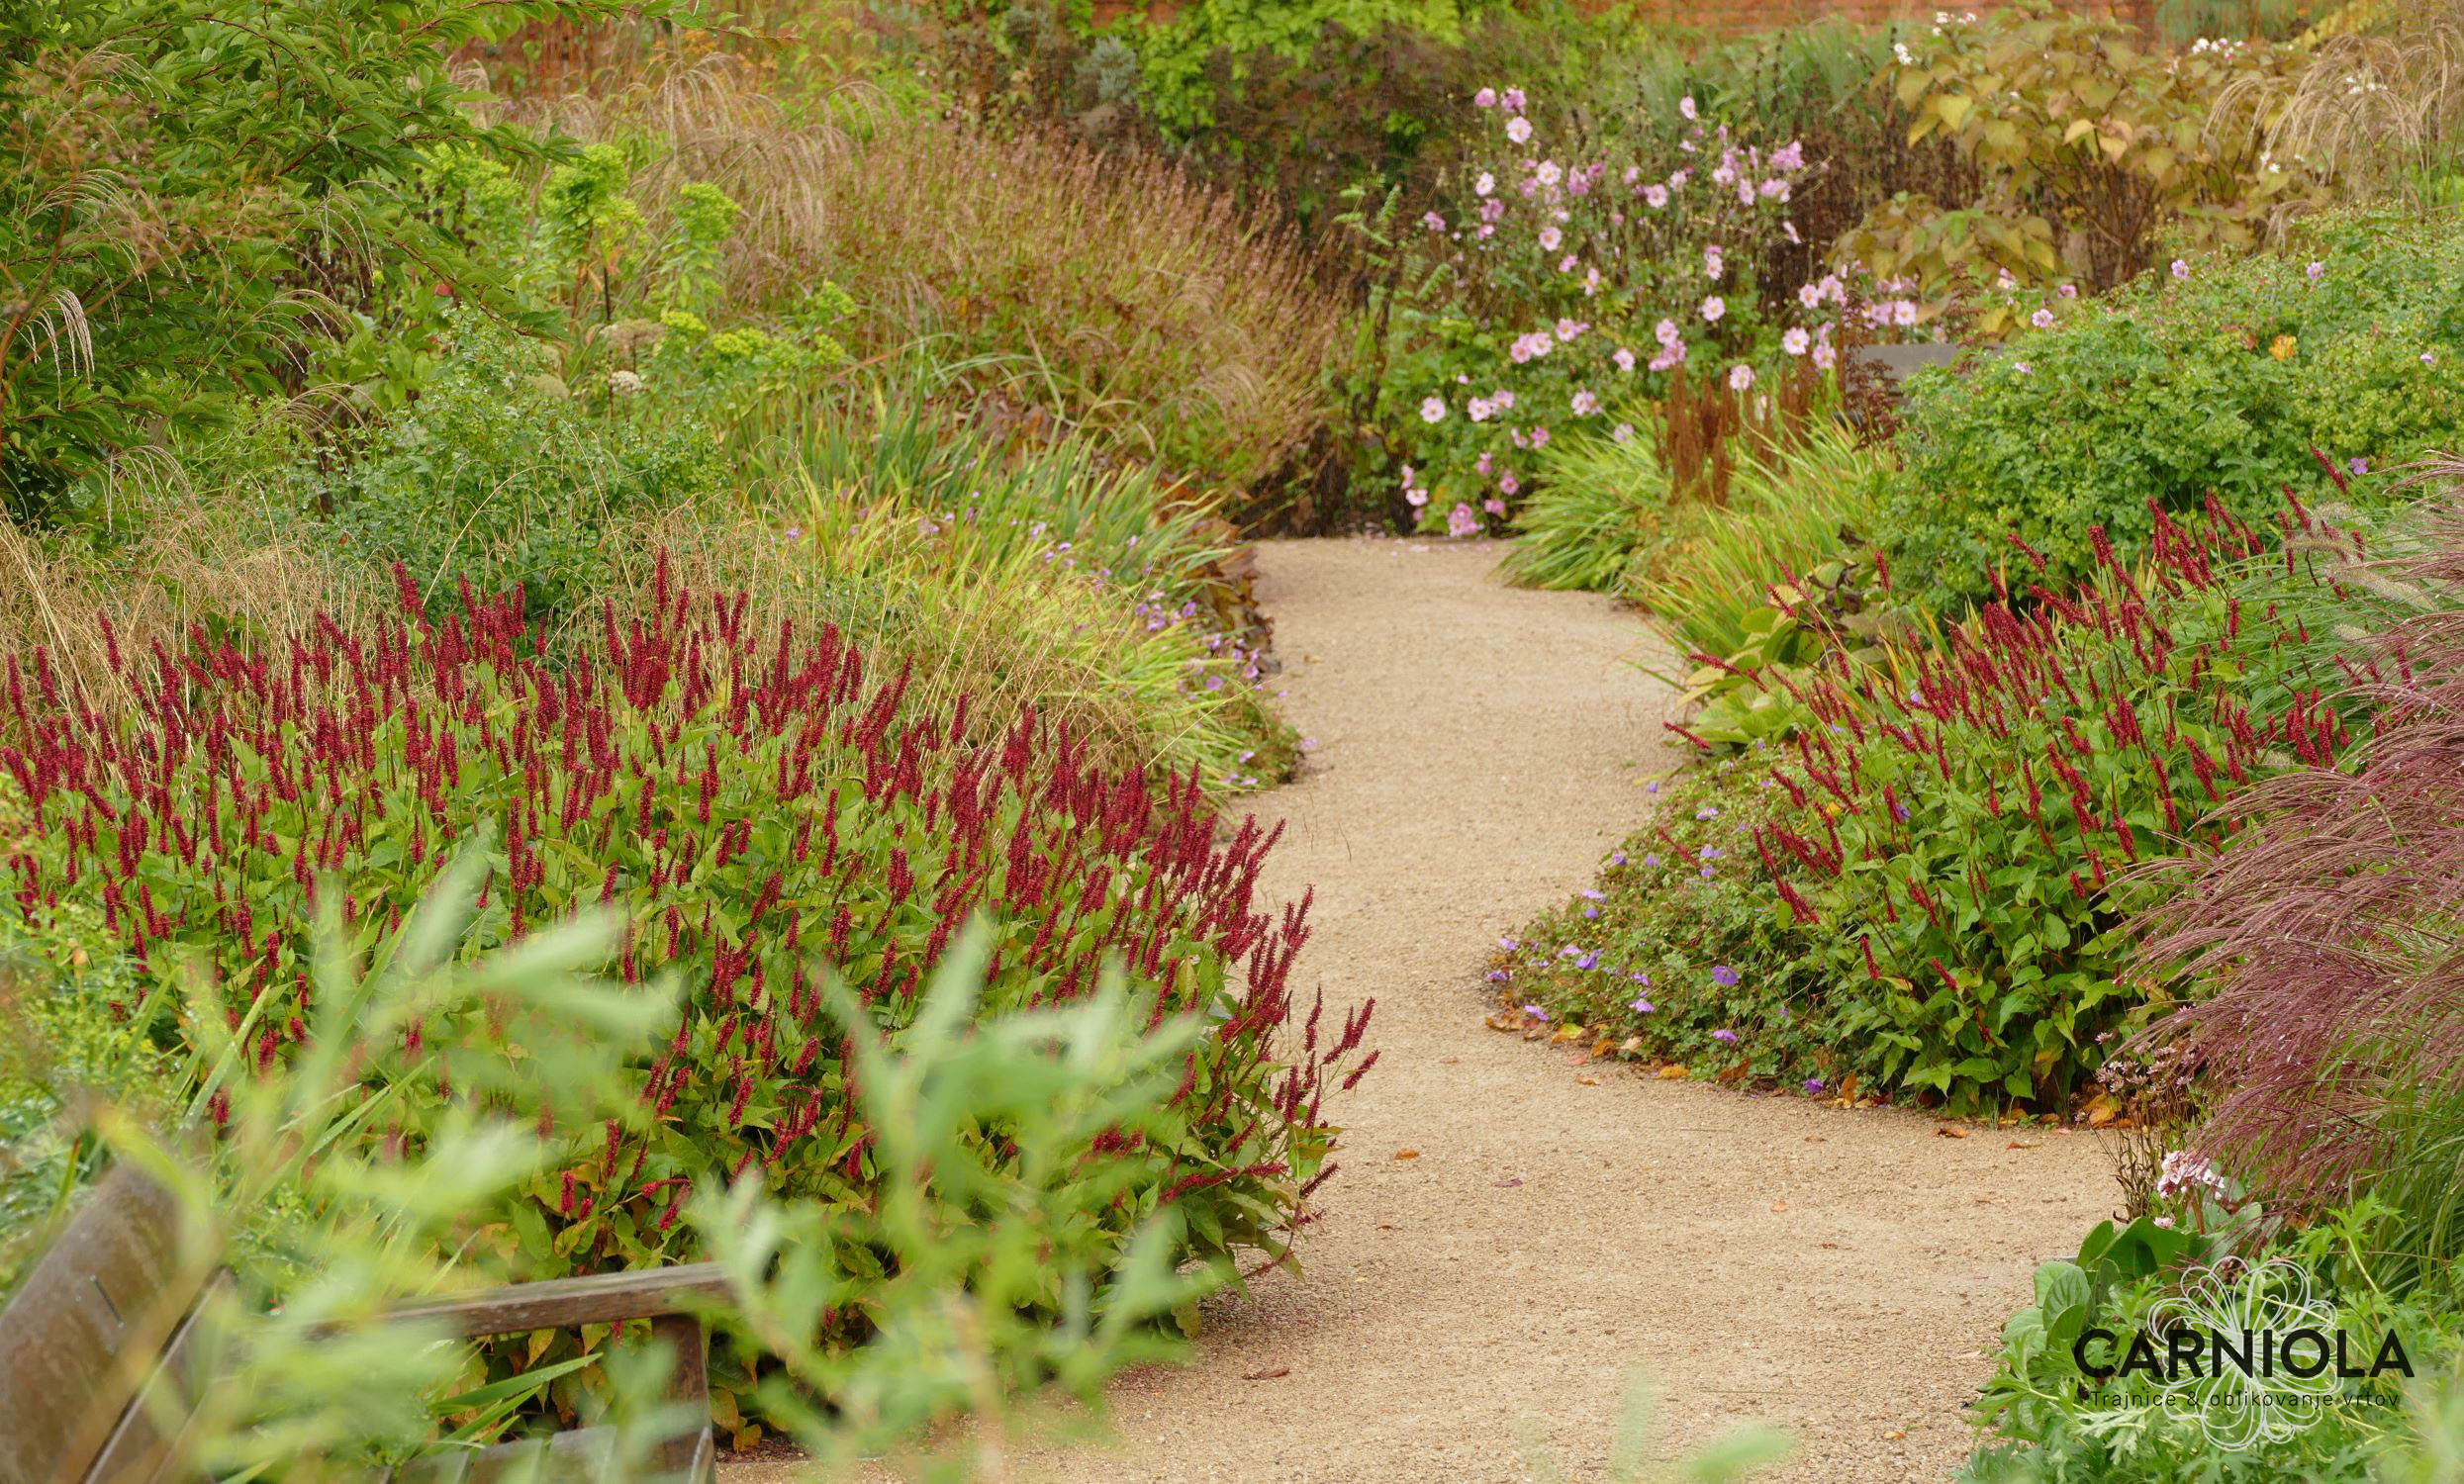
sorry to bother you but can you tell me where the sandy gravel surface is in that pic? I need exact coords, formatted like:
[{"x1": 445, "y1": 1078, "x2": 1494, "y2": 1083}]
[{"x1": 729, "y1": 535, "x2": 2116, "y2": 1483}]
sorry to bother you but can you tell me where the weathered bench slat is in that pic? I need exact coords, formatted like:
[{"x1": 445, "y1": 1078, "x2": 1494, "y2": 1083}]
[
  {"x1": 381, "y1": 1264, "x2": 731, "y2": 1341},
  {"x1": 1, "y1": 1166, "x2": 722, "y2": 1483},
  {"x1": 0, "y1": 1166, "x2": 202, "y2": 1484}
]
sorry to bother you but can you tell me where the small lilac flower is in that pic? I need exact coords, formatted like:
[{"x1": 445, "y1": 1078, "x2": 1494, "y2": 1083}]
[
  {"x1": 1728, "y1": 363, "x2": 1754, "y2": 392},
  {"x1": 1711, "y1": 1029, "x2": 1739, "y2": 1045},
  {"x1": 1679, "y1": 94, "x2": 1698, "y2": 120},
  {"x1": 1475, "y1": 171, "x2": 1496, "y2": 197},
  {"x1": 1506, "y1": 116, "x2": 1533, "y2": 144},
  {"x1": 2307, "y1": 260, "x2": 2326, "y2": 283},
  {"x1": 2351, "y1": 456, "x2": 2370, "y2": 476},
  {"x1": 2171, "y1": 259, "x2": 2191, "y2": 280},
  {"x1": 2425, "y1": 351, "x2": 2439, "y2": 366},
  {"x1": 1538, "y1": 225, "x2": 1562, "y2": 250},
  {"x1": 1630, "y1": 997, "x2": 1656, "y2": 1013},
  {"x1": 1483, "y1": 497, "x2": 1506, "y2": 515},
  {"x1": 1524, "y1": 1003, "x2": 1549, "y2": 1020},
  {"x1": 1448, "y1": 503, "x2": 1480, "y2": 538},
  {"x1": 1781, "y1": 327, "x2": 1811, "y2": 356},
  {"x1": 1499, "y1": 937, "x2": 1519, "y2": 952},
  {"x1": 1571, "y1": 389, "x2": 1600, "y2": 416},
  {"x1": 2032, "y1": 309, "x2": 2055, "y2": 329},
  {"x1": 1711, "y1": 965, "x2": 1740, "y2": 987},
  {"x1": 1474, "y1": 86, "x2": 1497, "y2": 108},
  {"x1": 1804, "y1": 1077, "x2": 1825, "y2": 1095},
  {"x1": 1701, "y1": 295, "x2": 1727, "y2": 324},
  {"x1": 1642, "y1": 854, "x2": 1659, "y2": 868},
  {"x1": 1611, "y1": 422, "x2": 1636, "y2": 444},
  {"x1": 1502, "y1": 87, "x2": 1526, "y2": 112},
  {"x1": 1614, "y1": 346, "x2": 1636, "y2": 372},
  {"x1": 1420, "y1": 396, "x2": 1447, "y2": 423},
  {"x1": 1644, "y1": 183, "x2": 1669, "y2": 209}
]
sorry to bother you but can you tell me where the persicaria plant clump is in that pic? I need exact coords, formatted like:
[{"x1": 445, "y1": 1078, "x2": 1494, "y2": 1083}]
[
  {"x1": 0, "y1": 560, "x2": 1373, "y2": 1339},
  {"x1": 1710, "y1": 483, "x2": 2391, "y2": 1111}
]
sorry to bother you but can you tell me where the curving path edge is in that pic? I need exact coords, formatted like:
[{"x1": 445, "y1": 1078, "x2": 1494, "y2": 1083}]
[{"x1": 733, "y1": 536, "x2": 2119, "y2": 1483}]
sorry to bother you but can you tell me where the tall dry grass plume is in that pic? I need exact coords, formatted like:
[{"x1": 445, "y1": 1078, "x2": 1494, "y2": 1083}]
[
  {"x1": 2218, "y1": 0, "x2": 2464, "y2": 204},
  {"x1": 818, "y1": 118, "x2": 1349, "y2": 496}
]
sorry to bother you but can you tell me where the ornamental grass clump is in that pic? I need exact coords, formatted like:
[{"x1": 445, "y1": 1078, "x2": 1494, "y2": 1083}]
[
  {"x1": 2132, "y1": 482, "x2": 2464, "y2": 1221},
  {"x1": 0, "y1": 560, "x2": 1372, "y2": 1378}
]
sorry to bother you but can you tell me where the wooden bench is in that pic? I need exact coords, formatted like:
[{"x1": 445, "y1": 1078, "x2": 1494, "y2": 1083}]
[{"x1": 0, "y1": 1164, "x2": 727, "y2": 1484}]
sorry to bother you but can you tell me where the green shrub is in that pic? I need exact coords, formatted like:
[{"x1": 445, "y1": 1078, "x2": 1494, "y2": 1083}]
[
  {"x1": 1839, "y1": 0, "x2": 2328, "y2": 325},
  {"x1": 0, "y1": 0, "x2": 665, "y2": 520},
  {"x1": 1883, "y1": 212, "x2": 2464, "y2": 611},
  {"x1": 318, "y1": 311, "x2": 720, "y2": 624}
]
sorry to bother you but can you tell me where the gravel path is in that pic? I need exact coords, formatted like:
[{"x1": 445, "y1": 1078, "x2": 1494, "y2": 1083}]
[{"x1": 733, "y1": 535, "x2": 2117, "y2": 1482}]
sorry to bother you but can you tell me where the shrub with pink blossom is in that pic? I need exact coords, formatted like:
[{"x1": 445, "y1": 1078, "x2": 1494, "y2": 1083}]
[{"x1": 1370, "y1": 87, "x2": 1847, "y2": 534}]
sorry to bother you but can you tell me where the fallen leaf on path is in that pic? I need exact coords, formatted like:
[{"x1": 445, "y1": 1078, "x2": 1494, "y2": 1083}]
[
  {"x1": 1574, "y1": 1075, "x2": 1600, "y2": 1086},
  {"x1": 1769, "y1": 1200, "x2": 1789, "y2": 1213},
  {"x1": 1244, "y1": 1367, "x2": 1290, "y2": 1382},
  {"x1": 1657, "y1": 1064, "x2": 1689, "y2": 1079},
  {"x1": 2007, "y1": 1140, "x2": 2041, "y2": 1150},
  {"x1": 1803, "y1": 1135, "x2": 1827, "y2": 1144},
  {"x1": 1494, "y1": 1178, "x2": 1523, "y2": 1188},
  {"x1": 1884, "y1": 1430, "x2": 1907, "y2": 1441},
  {"x1": 1392, "y1": 1149, "x2": 1421, "y2": 1160},
  {"x1": 1936, "y1": 1125, "x2": 1969, "y2": 1139}
]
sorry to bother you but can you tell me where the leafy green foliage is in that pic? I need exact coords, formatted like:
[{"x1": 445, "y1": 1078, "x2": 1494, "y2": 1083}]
[
  {"x1": 0, "y1": 0, "x2": 664, "y2": 521},
  {"x1": 1965, "y1": 1201, "x2": 2457, "y2": 1481},
  {"x1": 1839, "y1": 0, "x2": 2328, "y2": 325},
  {"x1": 8, "y1": 855, "x2": 1209, "y2": 1471},
  {"x1": 318, "y1": 311, "x2": 720, "y2": 626},
  {"x1": 1882, "y1": 213, "x2": 2464, "y2": 611}
]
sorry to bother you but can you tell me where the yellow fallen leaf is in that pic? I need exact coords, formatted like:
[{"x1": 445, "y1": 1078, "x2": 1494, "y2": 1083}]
[
  {"x1": 1769, "y1": 1200, "x2": 1789, "y2": 1213},
  {"x1": 1657, "y1": 1064, "x2": 1689, "y2": 1079},
  {"x1": 1936, "y1": 1125, "x2": 1969, "y2": 1139},
  {"x1": 1575, "y1": 1074, "x2": 1601, "y2": 1086},
  {"x1": 1393, "y1": 1149, "x2": 1421, "y2": 1159}
]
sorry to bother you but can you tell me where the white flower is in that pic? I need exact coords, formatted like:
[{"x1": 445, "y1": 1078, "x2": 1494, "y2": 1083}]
[
  {"x1": 1728, "y1": 364, "x2": 1754, "y2": 392},
  {"x1": 1474, "y1": 171, "x2": 1495, "y2": 197},
  {"x1": 608, "y1": 369, "x2": 644, "y2": 396},
  {"x1": 1505, "y1": 117, "x2": 1533, "y2": 144},
  {"x1": 1420, "y1": 396, "x2": 1447, "y2": 423},
  {"x1": 1781, "y1": 327, "x2": 1811, "y2": 356}
]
